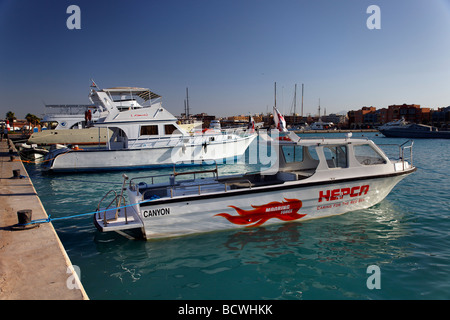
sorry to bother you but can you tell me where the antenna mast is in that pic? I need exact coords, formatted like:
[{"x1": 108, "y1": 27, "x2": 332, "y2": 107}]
[
  {"x1": 274, "y1": 82, "x2": 277, "y2": 109},
  {"x1": 185, "y1": 87, "x2": 190, "y2": 118},
  {"x1": 318, "y1": 98, "x2": 321, "y2": 118}
]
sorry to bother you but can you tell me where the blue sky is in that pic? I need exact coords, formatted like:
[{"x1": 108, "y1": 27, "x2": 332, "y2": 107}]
[{"x1": 1, "y1": 0, "x2": 450, "y2": 119}]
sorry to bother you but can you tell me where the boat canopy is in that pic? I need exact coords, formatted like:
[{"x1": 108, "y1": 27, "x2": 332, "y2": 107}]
[{"x1": 103, "y1": 87, "x2": 161, "y2": 101}]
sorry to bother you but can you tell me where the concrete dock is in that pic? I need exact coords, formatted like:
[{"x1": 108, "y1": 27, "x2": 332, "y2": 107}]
[{"x1": 0, "y1": 139, "x2": 88, "y2": 300}]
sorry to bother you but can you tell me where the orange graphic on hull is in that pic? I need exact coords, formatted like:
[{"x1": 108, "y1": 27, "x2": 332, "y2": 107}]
[{"x1": 215, "y1": 198, "x2": 306, "y2": 227}]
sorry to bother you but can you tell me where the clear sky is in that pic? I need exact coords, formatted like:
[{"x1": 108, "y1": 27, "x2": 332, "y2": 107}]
[{"x1": 1, "y1": 0, "x2": 450, "y2": 119}]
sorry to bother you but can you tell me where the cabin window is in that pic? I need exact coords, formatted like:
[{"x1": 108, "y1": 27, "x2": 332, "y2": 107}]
[
  {"x1": 282, "y1": 145, "x2": 303, "y2": 163},
  {"x1": 140, "y1": 125, "x2": 159, "y2": 136},
  {"x1": 323, "y1": 145, "x2": 348, "y2": 168},
  {"x1": 354, "y1": 144, "x2": 387, "y2": 165},
  {"x1": 307, "y1": 146, "x2": 319, "y2": 161},
  {"x1": 164, "y1": 124, "x2": 178, "y2": 135}
]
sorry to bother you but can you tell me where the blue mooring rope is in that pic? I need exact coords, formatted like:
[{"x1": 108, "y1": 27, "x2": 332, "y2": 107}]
[{"x1": 17, "y1": 195, "x2": 161, "y2": 227}]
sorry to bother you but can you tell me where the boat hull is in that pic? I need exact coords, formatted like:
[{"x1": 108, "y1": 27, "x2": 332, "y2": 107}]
[
  {"x1": 128, "y1": 171, "x2": 413, "y2": 240},
  {"x1": 46, "y1": 134, "x2": 256, "y2": 171}
]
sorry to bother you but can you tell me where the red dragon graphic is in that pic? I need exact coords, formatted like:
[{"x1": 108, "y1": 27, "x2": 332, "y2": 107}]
[{"x1": 215, "y1": 198, "x2": 306, "y2": 227}]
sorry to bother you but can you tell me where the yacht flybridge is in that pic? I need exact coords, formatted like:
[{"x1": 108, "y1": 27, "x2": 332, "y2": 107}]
[
  {"x1": 94, "y1": 132, "x2": 416, "y2": 240},
  {"x1": 42, "y1": 86, "x2": 257, "y2": 171}
]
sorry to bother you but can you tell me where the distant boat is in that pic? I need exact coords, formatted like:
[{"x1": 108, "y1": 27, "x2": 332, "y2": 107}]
[
  {"x1": 379, "y1": 118, "x2": 450, "y2": 139},
  {"x1": 309, "y1": 121, "x2": 335, "y2": 130}
]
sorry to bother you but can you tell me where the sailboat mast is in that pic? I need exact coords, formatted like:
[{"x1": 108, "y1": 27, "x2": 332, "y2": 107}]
[{"x1": 294, "y1": 84, "x2": 297, "y2": 115}]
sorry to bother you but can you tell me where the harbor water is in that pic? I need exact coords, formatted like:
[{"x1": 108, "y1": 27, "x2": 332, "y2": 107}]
[{"x1": 25, "y1": 132, "x2": 450, "y2": 299}]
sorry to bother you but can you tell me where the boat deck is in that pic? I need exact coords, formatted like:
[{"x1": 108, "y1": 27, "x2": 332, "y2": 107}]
[{"x1": 94, "y1": 207, "x2": 143, "y2": 232}]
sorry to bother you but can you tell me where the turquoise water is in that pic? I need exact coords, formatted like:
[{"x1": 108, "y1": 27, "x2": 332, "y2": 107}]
[{"x1": 25, "y1": 132, "x2": 450, "y2": 300}]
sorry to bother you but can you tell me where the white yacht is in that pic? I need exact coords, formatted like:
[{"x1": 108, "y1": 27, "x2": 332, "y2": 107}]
[{"x1": 42, "y1": 86, "x2": 257, "y2": 172}]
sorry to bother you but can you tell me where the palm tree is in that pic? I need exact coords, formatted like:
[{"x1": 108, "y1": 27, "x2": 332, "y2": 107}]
[
  {"x1": 6, "y1": 111, "x2": 15, "y2": 123},
  {"x1": 25, "y1": 113, "x2": 41, "y2": 131}
]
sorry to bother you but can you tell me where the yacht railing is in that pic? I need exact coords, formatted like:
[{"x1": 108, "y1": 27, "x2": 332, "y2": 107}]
[
  {"x1": 45, "y1": 104, "x2": 95, "y2": 115},
  {"x1": 126, "y1": 128, "x2": 255, "y2": 149}
]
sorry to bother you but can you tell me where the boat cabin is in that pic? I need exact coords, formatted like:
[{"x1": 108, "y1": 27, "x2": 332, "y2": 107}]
[
  {"x1": 128, "y1": 135, "x2": 396, "y2": 203},
  {"x1": 90, "y1": 87, "x2": 188, "y2": 150}
]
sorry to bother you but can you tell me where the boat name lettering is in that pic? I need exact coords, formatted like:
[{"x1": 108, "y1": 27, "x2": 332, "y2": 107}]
[
  {"x1": 131, "y1": 113, "x2": 149, "y2": 117},
  {"x1": 143, "y1": 208, "x2": 170, "y2": 218},
  {"x1": 265, "y1": 205, "x2": 291, "y2": 214},
  {"x1": 318, "y1": 185, "x2": 369, "y2": 202}
]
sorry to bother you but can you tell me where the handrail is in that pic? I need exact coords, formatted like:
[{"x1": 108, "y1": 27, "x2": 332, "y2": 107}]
[
  {"x1": 95, "y1": 174, "x2": 129, "y2": 226},
  {"x1": 401, "y1": 140, "x2": 414, "y2": 170},
  {"x1": 129, "y1": 161, "x2": 219, "y2": 192},
  {"x1": 96, "y1": 189, "x2": 118, "y2": 219},
  {"x1": 366, "y1": 140, "x2": 414, "y2": 171},
  {"x1": 95, "y1": 193, "x2": 128, "y2": 226},
  {"x1": 140, "y1": 177, "x2": 253, "y2": 200}
]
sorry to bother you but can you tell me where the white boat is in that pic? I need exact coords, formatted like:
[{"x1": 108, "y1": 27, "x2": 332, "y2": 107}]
[
  {"x1": 28, "y1": 94, "x2": 111, "y2": 146},
  {"x1": 94, "y1": 132, "x2": 416, "y2": 240},
  {"x1": 40, "y1": 104, "x2": 104, "y2": 130},
  {"x1": 42, "y1": 86, "x2": 257, "y2": 172},
  {"x1": 309, "y1": 121, "x2": 335, "y2": 130},
  {"x1": 17, "y1": 143, "x2": 49, "y2": 162}
]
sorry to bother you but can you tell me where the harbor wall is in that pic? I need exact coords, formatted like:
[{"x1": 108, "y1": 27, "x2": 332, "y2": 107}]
[{"x1": 0, "y1": 139, "x2": 88, "y2": 300}]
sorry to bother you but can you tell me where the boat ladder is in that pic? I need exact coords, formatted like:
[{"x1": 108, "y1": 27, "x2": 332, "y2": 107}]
[{"x1": 96, "y1": 174, "x2": 129, "y2": 226}]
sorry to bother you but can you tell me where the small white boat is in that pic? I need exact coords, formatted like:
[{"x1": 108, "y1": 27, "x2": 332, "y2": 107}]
[
  {"x1": 42, "y1": 86, "x2": 257, "y2": 172},
  {"x1": 309, "y1": 121, "x2": 335, "y2": 130},
  {"x1": 94, "y1": 132, "x2": 416, "y2": 240},
  {"x1": 17, "y1": 143, "x2": 49, "y2": 162}
]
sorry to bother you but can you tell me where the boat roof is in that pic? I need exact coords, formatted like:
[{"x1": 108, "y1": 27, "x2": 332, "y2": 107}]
[
  {"x1": 279, "y1": 132, "x2": 375, "y2": 146},
  {"x1": 103, "y1": 87, "x2": 161, "y2": 101}
]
